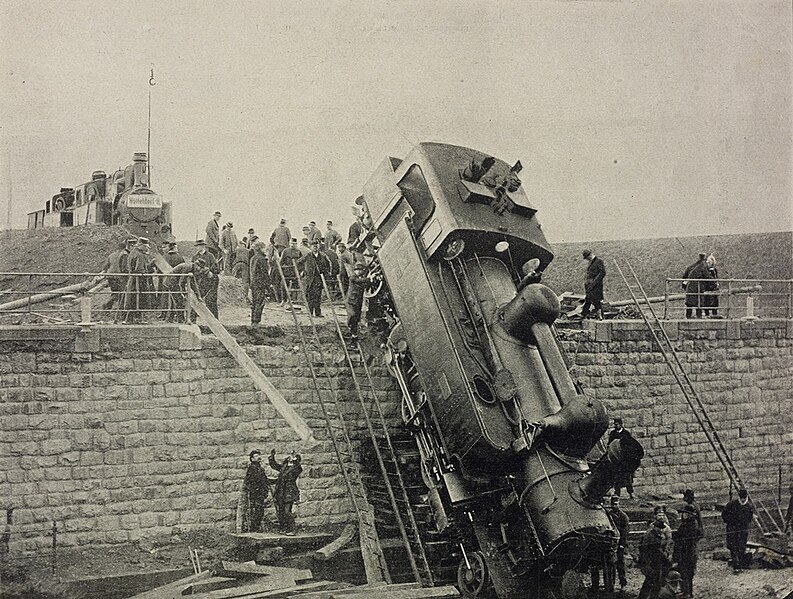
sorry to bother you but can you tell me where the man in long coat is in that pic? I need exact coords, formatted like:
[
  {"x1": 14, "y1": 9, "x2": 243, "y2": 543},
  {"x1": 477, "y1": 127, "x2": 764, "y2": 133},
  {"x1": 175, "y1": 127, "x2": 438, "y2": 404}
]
[
  {"x1": 193, "y1": 240, "x2": 220, "y2": 319},
  {"x1": 269, "y1": 219, "x2": 291, "y2": 253},
  {"x1": 324, "y1": 221, "x2": 342, "y2": 252},
  {"x1": 220, "y1": 222, "x2": 238, "y2": 275},
  {"x1": 637, "y1": 518, "x2": 672, "y2": 599},
  {"x1": 346, "y1": 263, "x2": 369, "y2": 340},
  {"x1": 722, "y1": 488, "x2": 753, "y2": 573},
  {"x1": 673, "y1": 504, "x2": 702, "y2": 598},
  {"x1": 205, "y1": 211, "x2": 222, "y2": 260},
  {"x1": 250, "y1": 242, "x2": 270, "y2": 325},
  {"x1": 297, "y1": 240, "x2": 332, "y2": 317},
  {"x1": 278, "y1": 239, "x2": 303, "y2": 307},
  {"x1": 269, "y1": 450, "x2": 302, "y2": 535},
  {"x1": 682, "y1": 253, "x2": 712, "y2": 318},
  {"x1": 581, "y1": 249, "x2": 606, "y2": 319},
  {"x1": 122, "y1": 238, "x2": 154, "y2": 324},
  {"x1": 161, "y1": 260, "x2": 205, "y2": 323},
  {"x1": 104, "y1": 238, "x2": 135, "y2": 321},
  {"x1": 232, "y1": 239, "x2": 251, "y2": 302},
  {"x1": 244, "y1": 449, "x2": 271, "y2": 533}
]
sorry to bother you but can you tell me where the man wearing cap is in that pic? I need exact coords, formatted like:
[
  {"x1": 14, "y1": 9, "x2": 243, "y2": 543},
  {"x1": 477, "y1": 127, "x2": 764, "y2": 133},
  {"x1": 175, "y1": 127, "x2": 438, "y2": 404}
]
[
  {"x1": 297, "y1": 240, "x2": 332, "y2": 317},
  {"x1": 336, "y1": 243, "x2": 355, "y2": 296},
  {"x1": 243, "y1": 449, "x2": 271, "y2": 533},
  {"x1": 608, "y1": 418, "x2": 641, "y2": 499},
  {"x1": 348, "y1": 208, "x2": 364, "y2": 246},
  {"x1": 673, "y1": 504, "x2": 701, "y2": 598},
  {"x1": 278, "y1": 239, "x2": 302, "y2": 306},
  {"x1": 581, "y1": 249, "x2": 606, "y2": 320},
  {"x1": 122, "y1": 238, "x2": 154, "y2": 324},
  {"x1": 298, "y1": 236, "x2": 311, "y2": 258},
  {"x1": 307, "y1": 221, "x2": 323, "y2": 246},
  {"x1": 161, "y1": 259, "x2": 207, "y2": 323},
  {"x1": 205, "y1": 211, "x2": 222, "y2": 260},
  {"x1": 246, "y1": 228, "x2": 256, "y2": 248},
  {"x1": 220, "y1": 222, "x2": 238, "y2": 276},
  {"x1": 233, "y1": 239, "x2": 251, "y2": 303},
  {"x1": 103, "y1": 238, "x2": 135, "y2": 321},
  {"x1": 193, "y1": 240, "x2": 220, "y2": 319},
  {"x1": 722, "y1": 488, "x2": 753, "y2": 573},
  {"x1": 606, "y1": 495, "x2": 630, "y2": 592},
  {"x1": 346, "y1": 263, "x2": 370, "y2": 340},
  {"x1": 270, "y1": 219, "x2": 291, "y2": 253},
  {"x1": 656, "y1": 570, "x2": 682, "y2": 599},
  {"x1": 682, "y1": 253, "x2": 712, "y2": 319},
  {"x1": 163, "y1": 241, "x2": 185, "y2": 268},
  {"x1": 324, "y1": 221, "x2": 342, "y2": 252},
  {"x1": 250, "y1": 242, "x2": 271, "y2": 325},
  {"x1": 637, "y1": 514, "x2": 673, "y2": 599}
]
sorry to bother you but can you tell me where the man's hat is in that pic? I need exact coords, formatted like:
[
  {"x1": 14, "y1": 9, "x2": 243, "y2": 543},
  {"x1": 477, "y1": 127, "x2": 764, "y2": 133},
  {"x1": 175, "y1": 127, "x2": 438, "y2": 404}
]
[
  {"x1": 738, "y1": 488, "x2": 748, "y2": 498},
  {"x1": 249, "y1": 449, "x2": 261, "y2": 460},
  {"x1": 167, "y1": 241, "x2": 177, "y2": 247},
  {"x1": 665, "y1": 571, "x2": 681, "y2": 583},
  {"x1": 302, "y1": 226, "x2": 310, "y2": 231},
  {"x1": 310, "y1": 239, "x2": 320, "y2": 246},
  {"x1": 280, "y1": 218, "x2": 286, "y2": 224},
  {"x1": 698, "y1": 252, "x2": 707, "y2": 259},
  {"x1": 226, "y1": 222, "x2": 233, "y2": 227},
  {"x1": 194, "y1": 240, "x2": 207, "y2": 247},
  {"x1": 683, "y1": 489, "x2": 695, "y2": 499},
  {"x1": 248, "y1": 228, "x2": 255, "y2": 233},
  {"x1": 290, "y1": 238, "x2": 297, "y2": 243},
  {"x1": 327, "y1": 220, "x2": 333, "y2": 226},
  {"x1": 613, "y1": 417, "x2": 623, "y2": 425},
  {"x1": 582, "y1": 249, "x2": 593, "y2": 258},
  {"x1": 309, "y1": 221, "x2": 316, "y2": 226},
  {"x1": 213, "y1": 211, "x2": 221, "y2": 216}
]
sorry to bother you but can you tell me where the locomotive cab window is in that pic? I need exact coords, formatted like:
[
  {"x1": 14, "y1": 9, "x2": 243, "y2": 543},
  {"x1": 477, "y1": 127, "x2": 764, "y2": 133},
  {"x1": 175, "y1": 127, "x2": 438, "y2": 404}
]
[{"x1": 397, "y1": 164, "x2": 435, "y2": 232}]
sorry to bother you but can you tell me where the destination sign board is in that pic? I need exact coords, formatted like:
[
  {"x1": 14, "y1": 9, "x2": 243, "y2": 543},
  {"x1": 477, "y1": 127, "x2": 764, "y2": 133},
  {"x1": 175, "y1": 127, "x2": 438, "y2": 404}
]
[{"x1": 127, "y1": 194, "x2": 162, "y2": 209}]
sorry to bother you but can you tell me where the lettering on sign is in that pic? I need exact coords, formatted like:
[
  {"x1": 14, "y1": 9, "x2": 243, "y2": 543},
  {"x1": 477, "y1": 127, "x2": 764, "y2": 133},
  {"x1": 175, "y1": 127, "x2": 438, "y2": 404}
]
[{"x1": 127, "y1": 194, "x2": 162, "y2": 209}]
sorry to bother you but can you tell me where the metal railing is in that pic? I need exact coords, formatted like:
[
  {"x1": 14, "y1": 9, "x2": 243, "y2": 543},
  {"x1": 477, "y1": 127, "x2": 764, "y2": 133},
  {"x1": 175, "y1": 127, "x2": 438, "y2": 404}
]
[
  {"x1": 662, "y1": 278, "x2": 793, "y2": 320},
  {"x1": 0, "y1": 271, "x2": 195, "y2": 325}
]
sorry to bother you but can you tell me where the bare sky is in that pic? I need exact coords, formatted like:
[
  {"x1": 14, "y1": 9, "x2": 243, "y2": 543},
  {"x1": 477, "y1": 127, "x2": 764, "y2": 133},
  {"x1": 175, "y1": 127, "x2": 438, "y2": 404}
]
[{"x1": 1, "y1": 0, "x2": 791, "y2": 243}]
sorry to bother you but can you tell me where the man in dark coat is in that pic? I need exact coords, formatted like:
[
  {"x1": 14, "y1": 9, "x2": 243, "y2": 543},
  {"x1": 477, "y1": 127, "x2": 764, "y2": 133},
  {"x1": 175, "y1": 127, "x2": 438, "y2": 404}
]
[
  {"x1": 163, "y1": 241, "x2": 185, "y2": 268},
  {"x1": 337, "y1": 243, "x2": 355, "y2": 296},
  {"x1": 606, "y1": 495, "x2": 630, "y2": 592},
  {"x1": 104, "y1": 238, "x2": 135, "y2": 321},
  {"x1": 297, "y1": 240, "x2": 332, "y2": 317},
  {"x1": 244, "y1": 449, "x2": 271, "y2": 533},
  {"x1": 205, "y1": 211, "x2": 222, "y2": 261},
  {"x1": 122, "y1": 238, "x2": 154, "y2": 324},
  {"x1": 306, "y1": 221, "x2": 323, "y2": 245},
  {"x1": 232, "y1": 239, "x2": 251, "y2": 303},
  {"x1": 269, "y1": 450, "x2": 302, "y2": 535},
  {"x1": 673, "y1": 504, "x2": 702, "y2": 598},
  {"x1": 581, "y1": 249, "x2": 606, "y2": 320},
  {"x1": 722, "y1": 488, "x2": 753, "y2": 573},
  {"x1": 278, "y1": 239, "x2": 303, "y2": 307},
  {"x1": 607, "y1": 418, "x2": 642, "y2": 498},
  {"x1": 270, "y1": 218, "x2": 291, "y2": 253},
  {"x1": 250, "y1": 242, "x2": 270, "y2": 325},
  {"x1": 324, "y1": 221, "x2": 342, "y2": 252},
  {"x1": 346, "y1": 263, "x2": 369, "y2": 340},
  {"x1": 656, "y1": 570, "x2": 682, "y2": 599},
  {"x1": 192, "y1": 240, "x2": 220, "y2": 319},
  {"x1": 161, "y1": 260, "x2": 206, "y2": 323},
  {"x1": 682, "y1": 253, "x2": 712, "y2": 319},
  {"x1": 637, "y1": 518, "x2": 673, "y2": 599},
  {"x1": 682, "y1": 489, "x2": 703, "y2": 536}
]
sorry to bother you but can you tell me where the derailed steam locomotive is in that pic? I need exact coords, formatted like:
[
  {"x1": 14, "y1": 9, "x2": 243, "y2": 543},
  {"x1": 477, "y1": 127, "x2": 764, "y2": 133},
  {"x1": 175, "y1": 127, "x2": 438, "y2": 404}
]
[{"x1": 354, "y1": 143, "x2": 638, "y2": 598}]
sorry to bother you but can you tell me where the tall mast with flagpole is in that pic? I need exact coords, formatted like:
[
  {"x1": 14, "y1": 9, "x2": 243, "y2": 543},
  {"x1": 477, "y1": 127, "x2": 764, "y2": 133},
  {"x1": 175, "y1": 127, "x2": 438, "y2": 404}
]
[{"x1": 148, "y1": 64, "x2": 156, "y2": 184}]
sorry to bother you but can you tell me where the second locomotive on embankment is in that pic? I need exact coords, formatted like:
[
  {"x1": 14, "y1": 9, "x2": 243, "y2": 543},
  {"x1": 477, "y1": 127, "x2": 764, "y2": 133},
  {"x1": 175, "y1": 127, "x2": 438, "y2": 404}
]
[{"x1": 352, "y1": 143, "x2": 641, "y2": 599}]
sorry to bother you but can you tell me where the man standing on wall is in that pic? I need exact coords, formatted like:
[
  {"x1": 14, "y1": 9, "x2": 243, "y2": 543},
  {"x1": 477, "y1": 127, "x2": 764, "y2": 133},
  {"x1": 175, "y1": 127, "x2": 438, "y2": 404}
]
[
  {"x1": 103, "y1": 238, "x2": 135, "y2": 322},
  {"x1": 250, "y1": 242, "x2": 270, "y2": 325},
  {"x1": 581, "y1": 249, "x2": 606, "y2": 320},
  {"x1": 205, "y1": 211, "x2": 222, "y2": 261},
  {"x1": 722, "y1": 488, "x2": 753, "y2": 573},
  {"x1": 297, "y1": 240, "x2": 332, "y2": 317},
  {"x1": 682, "y1": 253, "x2": 712, "y2": 319},
  {"x1": 220, "y1": 221, "x2": 238, "y2": 276},
  {"x1": 192, "y1": 240, "x2": 220, "y2": 319}
]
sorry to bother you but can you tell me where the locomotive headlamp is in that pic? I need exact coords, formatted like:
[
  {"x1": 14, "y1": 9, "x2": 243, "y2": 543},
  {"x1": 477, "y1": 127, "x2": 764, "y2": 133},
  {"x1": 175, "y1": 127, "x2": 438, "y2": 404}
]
[
  {"x1": 495, "y1": 241, "x2": 510, "y2": 253},
  {"x1": 443, "y1": 239, "x2": 465, "y2": 260}
]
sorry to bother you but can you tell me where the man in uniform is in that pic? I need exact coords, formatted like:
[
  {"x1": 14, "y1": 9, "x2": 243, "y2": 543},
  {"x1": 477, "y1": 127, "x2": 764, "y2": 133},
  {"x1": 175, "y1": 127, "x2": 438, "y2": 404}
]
[
  {"x1": 220, "y1": 222, "x2": 238, "y2": 275},
  {"x1": 163, "y1": 241, "x2": 185, "y2": 268},
  {"x1": 297, "y1": 240, "x2": 332, "y2": 317},
  {"x1": 346, "y1": 263, "x2": 370, "y2": 341},
  {"x1": 205, "y1": 211, "x2": 222, "y2": 261},
  {"x1": 673, "y1": 504, "x2": 701, "y2": 598},
  {"x1": 307, "y1": 221, "x2": 323, "y2": 245},
  {"x1": 270, "y1": 219, "x2": 290, "y2": 253},
  {"x1": 581, "y1": 249, "x2": 606, "y2": 320},
  {"x1": 722, "y1": 488, "x2": 753, "y2": 573},
  {"x1": 337, "y1": 242, "x2": 356, "y2": 296},
  {"x1": 193, "y1": 240, "x2": 220, "y2": 319}
]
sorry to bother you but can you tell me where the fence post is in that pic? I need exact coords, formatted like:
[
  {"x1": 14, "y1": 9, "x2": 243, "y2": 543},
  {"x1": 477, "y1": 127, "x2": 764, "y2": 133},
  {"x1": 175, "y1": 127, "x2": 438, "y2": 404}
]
[
  {"x1": 186, "y1": 276, "x2": 193, "y2": 324},
  {"x1": 79, "y1": 296, "x2": 92, "y2": 325},
  {"x1": 726, "y1": 280, "x2": 732, "y2": 320},
  {"x1": 51, "y1": 521, "x2": 57, "y2": 575},
  {"x1": 664, "y1": 279, "x2": 669, "y2": 319}
]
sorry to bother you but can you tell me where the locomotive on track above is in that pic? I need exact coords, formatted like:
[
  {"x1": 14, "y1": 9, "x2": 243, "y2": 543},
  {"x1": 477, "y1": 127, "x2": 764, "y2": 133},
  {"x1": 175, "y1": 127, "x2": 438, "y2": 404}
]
[
  {"x1": 352, "y1": 143, "x2": 640, "y2": 599},
  {"x1": 27, "y1": 152, "x2": 173, "y2": 245}
]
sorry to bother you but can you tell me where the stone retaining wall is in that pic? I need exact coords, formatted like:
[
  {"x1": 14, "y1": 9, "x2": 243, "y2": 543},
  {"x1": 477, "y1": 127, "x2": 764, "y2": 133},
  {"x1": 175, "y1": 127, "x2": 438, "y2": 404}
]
[{"x1": 0, "y1": 318, "x2": 791, "y2": 550}]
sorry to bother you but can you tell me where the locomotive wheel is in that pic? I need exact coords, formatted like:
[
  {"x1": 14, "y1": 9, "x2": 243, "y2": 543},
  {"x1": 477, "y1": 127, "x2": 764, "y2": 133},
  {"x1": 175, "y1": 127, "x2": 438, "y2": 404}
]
[{"x1": 457, "y1": 551, "x2": 494, "y2": 599}]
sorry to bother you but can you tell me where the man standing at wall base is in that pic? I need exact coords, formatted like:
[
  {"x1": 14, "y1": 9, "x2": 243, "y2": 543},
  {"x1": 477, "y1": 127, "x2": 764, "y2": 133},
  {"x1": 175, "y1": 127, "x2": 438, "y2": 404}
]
[
  {"x1": 722, "y1": 488, "x2": 753, "y2": 573},
  {"x1": 244, "y1": 449, "x2": 270, "y2": 533}
]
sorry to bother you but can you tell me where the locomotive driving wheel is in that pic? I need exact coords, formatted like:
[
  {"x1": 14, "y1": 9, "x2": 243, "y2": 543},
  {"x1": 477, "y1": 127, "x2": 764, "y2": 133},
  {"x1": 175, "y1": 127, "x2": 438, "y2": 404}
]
[{"x1": 457, "y1": 551, "x2": 494, "y2": 599}]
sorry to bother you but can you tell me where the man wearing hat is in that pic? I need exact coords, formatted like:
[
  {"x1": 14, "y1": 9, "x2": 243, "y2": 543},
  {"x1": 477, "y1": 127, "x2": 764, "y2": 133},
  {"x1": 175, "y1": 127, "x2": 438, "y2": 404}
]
[
  {"x1": 205, "y1": 211, "x2": 222, "y2": 261},
  {"x1": 243, "y1": 449, "x2": 271, "y2": 533},
  {"x1": 103, "y1": 238, "x2": 136, "y2": 321},
  {"x1": 233, "y1": 239, "x2": 252, "y2": 303},
  {"x1": 220, "y1": 221, "x2": 238, "y2": 276},
  {"x1": 637, "y1": 514, "x2": 673, "y2": 599},
  {"x1": 161, "y1": 259, "x2": 207, "y2": 323},
  {"x1": 682, "y1": 253, "x2": 713, "y2": 319},
  {"x1": 721, "y1": 488, "x2": 753, "y2": 573},
  {"x1": 163, "y1": 241, "x2": 185, "y2": 268},
  {"x1": 324, "y1": 221, "x2": 341, "y2": 252},
  {"x1": 673, "y1": 504, "x2": 701, "y2": 598},
  {"x1": 193, "y1": 240, "x2": 220, "y2": 318},
  {"x1": 122, "y1": 237, "x2": 154, "y2": 324},
  {"x1": 346, "y1": 262, "x2": 370, "y2": 340},
  {"x1": 297, "y1": 240, "x2": 332, "y2": 317},
  {"x1": 278, "y1": 239, "x2": 302, "y2": 307},
  {"x1": 581, "y1": 249, "x2": 606, "y2": 320},
  {"x1": 656, "y1": 570, "x2": 682, "y2": 599},
  {"x1": 270, "y1": 219, "x2": 291, "y2": 254},
  {"x1": 250, "y1": 242, "x2": 271, "y2": 325},
  {"x1": 307, "y1": 221, "x2": 323, "y2": 246}
]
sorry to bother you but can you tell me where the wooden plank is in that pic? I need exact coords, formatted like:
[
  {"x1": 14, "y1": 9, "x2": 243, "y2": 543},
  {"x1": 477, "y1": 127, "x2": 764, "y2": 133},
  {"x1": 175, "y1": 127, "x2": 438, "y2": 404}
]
[
  {"x1": 184, "y1": 576, "x2": 240, "y2": 595},
  {"x1": 219, "y1": 560, "x2": 313, "y2": 581},
  {"x1": 128, "y1": 570, "x2": 212, "y2": 599},
  {"x1": 183, "y1": 574, "x2": 298, "y2": 599},
  {"x1": 336, "y1": 585, "x2": 461, "y2": 599},
  {"x1": 315, "y1": 524, "x2": 356, "y2": 560},
  {"x1": 194, "y1": 580, "x2": 340, "y2": 599},
  {"x1": 151, "y1": 253, "x2": 316, "y2": 444}
]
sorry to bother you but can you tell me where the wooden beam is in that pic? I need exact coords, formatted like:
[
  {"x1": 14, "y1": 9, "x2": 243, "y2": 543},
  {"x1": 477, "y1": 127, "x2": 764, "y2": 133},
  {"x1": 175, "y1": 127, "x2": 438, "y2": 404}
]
[
  {"x1": 219, "y1": 560, "x2": 313, "y2": 581},
  {"x1": 314, "y1": 524, "x2": 355, "y2": 561},
  {"x1": 152, "y1": 254, "x2": 316, "y2": 444},
  {"x1": 128, "y1": 570, "x2": 212, "y2": 599}
]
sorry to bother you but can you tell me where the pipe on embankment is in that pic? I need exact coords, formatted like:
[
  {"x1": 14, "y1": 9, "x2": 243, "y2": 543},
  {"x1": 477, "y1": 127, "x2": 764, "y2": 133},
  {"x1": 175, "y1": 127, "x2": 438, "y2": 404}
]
[{"x1": 0, "y1": 276, "x2": 102, "y2": 312}]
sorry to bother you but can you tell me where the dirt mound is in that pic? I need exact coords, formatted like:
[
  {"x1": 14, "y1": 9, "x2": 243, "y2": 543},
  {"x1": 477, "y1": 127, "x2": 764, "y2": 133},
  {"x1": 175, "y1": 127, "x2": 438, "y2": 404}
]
[{"x1": 218, "y1": 275, "x2": 248, "y2": 307}]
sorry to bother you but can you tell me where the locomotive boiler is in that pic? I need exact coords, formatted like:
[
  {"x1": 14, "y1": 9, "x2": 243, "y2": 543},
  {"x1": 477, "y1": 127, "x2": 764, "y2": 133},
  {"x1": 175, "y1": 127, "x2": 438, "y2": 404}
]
[
  {"x1": 354, "y1": 143, "x2": 634, "y2": 598},
  {"x1": 27, "y1": 152, "x2": 173, "y2": 245}
]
